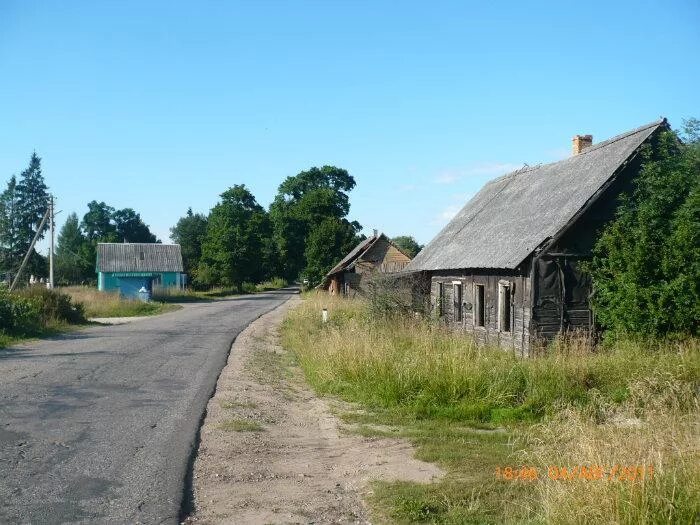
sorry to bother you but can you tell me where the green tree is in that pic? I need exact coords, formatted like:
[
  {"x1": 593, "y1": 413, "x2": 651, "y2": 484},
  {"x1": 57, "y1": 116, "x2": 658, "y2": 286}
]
[
  {"x1": 270, "y1": 165, "x2": 360, "y2": 280},
  {"x1": 303, "y1": 217, "x2": 363, "y2": 286},
  {"x1": 1, "y1": 152, "x2": 51, "y2": 278},
  {"x1": 55, "y1": 212, "x2": 94, "y2": 284},
  {"x1": 199, "y1": 185, "x2": 276, "y2": 291},
  {"x1": 590, "y1": 120, "x2": 700, "y2": 337},
  {"x1": 113, "y1": 208, "x2": 158, "y2": 243},
  {"x1": 81, "y1": 201, "x2": 116, "y2": 241},
  {"x1": 170, "y1": 208, "x2": 208, "y2": 279},
  {"x1": 0, "y1": 176, "x2": 21, "y2": 277},
  {"x1": 391, "y1": 235, "x2": 423, "y2": 258}
]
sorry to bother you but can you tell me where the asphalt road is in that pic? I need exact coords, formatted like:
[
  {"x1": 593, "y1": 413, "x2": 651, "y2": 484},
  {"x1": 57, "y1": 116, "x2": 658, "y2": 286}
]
[{"x1": 0, "y1": 288, "x2": 297, "y2": 524}]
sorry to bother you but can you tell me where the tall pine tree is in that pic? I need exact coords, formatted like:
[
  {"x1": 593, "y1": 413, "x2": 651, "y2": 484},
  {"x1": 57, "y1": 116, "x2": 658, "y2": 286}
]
[{"x1": 0, "y1": 176, "x2": 21, "y2": 277}]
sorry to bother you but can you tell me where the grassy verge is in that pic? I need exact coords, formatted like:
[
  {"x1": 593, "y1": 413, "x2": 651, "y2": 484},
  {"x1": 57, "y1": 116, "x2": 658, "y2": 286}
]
[
  {"x1": 0, "y1": 321, "x2": 84, "y2": 349},
  {"x1": 61, "y1": 286, "x2": 180, "y2": 318},
  {"x1": 282, "y1": 294, "x2": 700, "y2": 524}
]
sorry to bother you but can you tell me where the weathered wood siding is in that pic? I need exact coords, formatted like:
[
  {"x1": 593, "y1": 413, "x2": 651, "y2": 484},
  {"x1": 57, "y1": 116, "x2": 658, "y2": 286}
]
[
  {"x1": 430, "y1": 269, "x2": 531, "y2": 356},
  {"x1": 339, "y1": 237, "x2": 412, "y2": 295}
]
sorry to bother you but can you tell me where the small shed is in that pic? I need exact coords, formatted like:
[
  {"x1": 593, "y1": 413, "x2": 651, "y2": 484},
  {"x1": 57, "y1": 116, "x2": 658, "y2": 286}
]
[
  {"x1": 404, "y1": 118, "x2": 669, "y2": 355},
  {"x1": 323, "y1": 232, "x2": 412, "y2": 296},
  {"x1": 96, "y1": 243, "x2": 185, "y2": 298}
]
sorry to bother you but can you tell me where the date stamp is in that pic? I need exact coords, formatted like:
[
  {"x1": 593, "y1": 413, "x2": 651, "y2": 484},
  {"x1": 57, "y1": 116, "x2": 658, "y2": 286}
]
[{"x1": 495, "y1": 465, "x2": 654, "y2": 482}]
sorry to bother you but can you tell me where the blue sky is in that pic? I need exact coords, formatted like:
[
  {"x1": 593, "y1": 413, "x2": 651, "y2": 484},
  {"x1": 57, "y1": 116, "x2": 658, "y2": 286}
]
[{"x1": 1, "y1": 1, "x2": 698, "y2": 250}]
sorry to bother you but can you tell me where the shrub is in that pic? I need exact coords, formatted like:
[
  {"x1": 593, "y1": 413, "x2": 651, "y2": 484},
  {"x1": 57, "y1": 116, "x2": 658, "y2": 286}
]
[
  {"x1": 16, "y1": 286, "x2": 87, "y2": 325},
  {"x1": 0, "y1": 288, "x2": 40, "y2": 333},
  {"x1": 590, "y1": 121, "x2": 700, "y2": 337}
]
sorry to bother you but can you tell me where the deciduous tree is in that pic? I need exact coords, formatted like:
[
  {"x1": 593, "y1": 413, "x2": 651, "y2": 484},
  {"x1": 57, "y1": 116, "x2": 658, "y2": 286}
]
[
  {"x1": 303, "y1": 217, "x2": 363, "y2": 287},
  {"x1": 199, "y1": 185, "x2": 275, "y2": 291},
  {"x1": 391, "y1": 235, "x2": 423, "y2": 258},
  {"x1": 270, "y1": 165, "x2": 360, "y2": 281},
  {"x1": 170, "y1": 208, "x2": 208, "y2": 279}
]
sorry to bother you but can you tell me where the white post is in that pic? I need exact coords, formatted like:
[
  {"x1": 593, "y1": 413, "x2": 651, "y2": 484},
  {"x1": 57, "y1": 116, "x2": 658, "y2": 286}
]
[
  {"x1": 322, "y1": 308, "x2": 328, "y2": 323},
  {"x1": 49, "y1": 196, "x2": 54, "y2": 289}
]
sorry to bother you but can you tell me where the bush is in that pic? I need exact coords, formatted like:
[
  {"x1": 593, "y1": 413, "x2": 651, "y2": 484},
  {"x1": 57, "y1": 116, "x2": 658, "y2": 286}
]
[
  {"x1": 0, "y1": 288, "x2": 41, "y2": 333},
  {"x1": 16, "y1": 286, "x2": 86, "y2": 325}
]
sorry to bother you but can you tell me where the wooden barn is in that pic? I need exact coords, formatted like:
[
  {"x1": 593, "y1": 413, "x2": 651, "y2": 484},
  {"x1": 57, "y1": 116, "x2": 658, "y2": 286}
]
[
  {"x1": 404, "y1": 118, "x2": 668, "y2": 356},
  {"x1": 97, "y1": 243, "x2": 185, "y2": 299},
  {"x1": 324, "y1": 231, "x2": 412, "y2": 296}
]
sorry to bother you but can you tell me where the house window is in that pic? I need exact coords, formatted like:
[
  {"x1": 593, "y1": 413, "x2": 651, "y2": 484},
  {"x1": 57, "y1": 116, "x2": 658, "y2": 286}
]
[
  {"x1": 437, "y1": 282, "x2": 444, "y2": 316},
  {"x1": 474, "y1": 284, "x2": 485, "y2": 327},
  {"x1": 139, "y1": 251, "x2": 145, "y2": 261},
  {"x1": 453, "y1": 282, "x2": 462, "y2": 322},
  {"x1": 498, "y1": 282, "x2": 512, "y2": 332}
]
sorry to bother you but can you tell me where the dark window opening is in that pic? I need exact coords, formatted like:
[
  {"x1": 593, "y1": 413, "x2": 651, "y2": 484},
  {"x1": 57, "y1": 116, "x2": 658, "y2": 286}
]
[
  {"x1": 437, "y1": 282, "x2": 444, "y2": 316},
  {"x1": 453, "y1": 283, "x2": 462, "y2": 322},
  {"x1": 475, "y1": 284, "x2": 485, "y2": 327},
  {"x1": 499, "y1": 283, "x2": 512, "y2": 332},
  {"x1": 139, "y1": 251, "x2": 145, "y2": 261}
]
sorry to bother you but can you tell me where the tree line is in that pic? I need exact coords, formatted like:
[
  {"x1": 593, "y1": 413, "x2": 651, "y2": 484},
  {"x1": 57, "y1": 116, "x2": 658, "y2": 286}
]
[
  {"x1": 1, "y1": 159, "x2": 422, "y2": 291},
  {"x1": 170, "y1": 165, "x2": 414, "y2": 291},
  {"x1": 0, "y1": 153, "x2": 159, "y2": 285}
]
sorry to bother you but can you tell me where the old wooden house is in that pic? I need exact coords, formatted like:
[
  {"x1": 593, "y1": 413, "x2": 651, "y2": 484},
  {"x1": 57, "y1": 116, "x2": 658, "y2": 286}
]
[
  {"x1": 404, "y1": 119, "x2": 668, "y2": 355},
  {"x1": 324, "y1": 231, "x2": 412, "y2": 296}
]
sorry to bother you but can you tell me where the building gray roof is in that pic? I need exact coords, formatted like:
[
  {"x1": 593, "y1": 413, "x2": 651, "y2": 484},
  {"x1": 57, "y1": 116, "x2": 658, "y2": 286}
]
[
  {"x1": 97, "y1": 243, "x2": 184, "y2": 273},
  {"x1": 406, "y1": 119, "x2": 666, "y2": 272},
  {"x1": 325, "y1": 235, "x2": 378, "y2": 276}
]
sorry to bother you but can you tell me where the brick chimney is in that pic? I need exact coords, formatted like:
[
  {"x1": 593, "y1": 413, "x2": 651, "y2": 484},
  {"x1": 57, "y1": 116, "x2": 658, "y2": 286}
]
[{"x1": 572, "y1": 134, "x2": 593, "y2": 155}]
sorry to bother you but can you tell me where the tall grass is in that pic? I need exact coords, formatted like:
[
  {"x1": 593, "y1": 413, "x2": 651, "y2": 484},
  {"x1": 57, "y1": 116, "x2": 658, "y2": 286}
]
[
  {"x1": 282, "y1": 294, "x2": 700, "y2": 523},
  {"x1": 283, "y1": 294, "x2": 699, "y2": 424}
]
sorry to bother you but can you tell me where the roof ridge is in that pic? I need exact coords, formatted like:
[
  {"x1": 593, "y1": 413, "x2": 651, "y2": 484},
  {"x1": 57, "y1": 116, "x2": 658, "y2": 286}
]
[
  {"x1": 485, "y1": 118, "x2": 666, "y2": 185},
  {"x1": 576, "y1": 118, "x2": 666, "y2": 156}
]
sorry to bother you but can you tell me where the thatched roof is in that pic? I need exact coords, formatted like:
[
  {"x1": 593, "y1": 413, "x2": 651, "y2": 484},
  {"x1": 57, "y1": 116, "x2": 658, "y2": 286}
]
[
  {"x1": 406, "y1": 119, "x2": 666, "y2": 272},
  {"x1": 97, "y1": 243, "x2": 184, "y2": 273}
]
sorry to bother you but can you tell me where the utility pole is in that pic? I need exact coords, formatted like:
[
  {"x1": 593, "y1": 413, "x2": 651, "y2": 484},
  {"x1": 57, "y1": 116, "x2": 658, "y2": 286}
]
[
  {"x1": 10, "y1": 207, "x2": 50, "y2": 291},
  {"x1": 49, "y1": 195, "x2": 55, "y2": 289}
]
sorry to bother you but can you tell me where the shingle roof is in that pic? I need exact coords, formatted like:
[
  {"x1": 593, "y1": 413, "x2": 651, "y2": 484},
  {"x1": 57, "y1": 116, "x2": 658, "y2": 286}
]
[
  {"x1": 325, "y1": 235, "x2": 378, "y2": 276},
  {"x1": 406, "y1": 119, "x2": 666, "y2": 272},
  {"x1": 97, "y1": 243, "x2": 184, "y2": 273}
]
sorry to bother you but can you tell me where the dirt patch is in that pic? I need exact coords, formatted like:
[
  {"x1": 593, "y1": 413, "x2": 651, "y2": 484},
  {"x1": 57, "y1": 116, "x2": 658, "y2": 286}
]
[{"x1": 186, "y1": 297, "x2": 443, "y2": 524}]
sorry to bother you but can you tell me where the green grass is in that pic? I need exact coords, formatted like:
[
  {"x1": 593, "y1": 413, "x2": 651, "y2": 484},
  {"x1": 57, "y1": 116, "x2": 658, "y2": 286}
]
[
  {"x1": 0, "y1": 321, "x2": 86, "y2": 349},
  {"x1": 218, "y1": 418, "x2": 264, "y2": 432},
  {"x1": 282, "y1": 295, "x2": 700, "y2": 524}
]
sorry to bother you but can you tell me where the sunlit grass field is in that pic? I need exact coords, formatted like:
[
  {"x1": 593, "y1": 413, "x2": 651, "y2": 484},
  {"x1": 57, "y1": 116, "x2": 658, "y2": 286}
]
[
  {"x1": 282, "y1": 294, "x2": 700, "y2": 524},
  {"x1": 61, "y1": 286, "x2": 179, "y2": 318}
]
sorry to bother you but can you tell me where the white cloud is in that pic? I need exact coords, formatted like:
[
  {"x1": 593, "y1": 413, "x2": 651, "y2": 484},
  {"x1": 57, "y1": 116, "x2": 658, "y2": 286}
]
[{"x1": 431, "y1": 204, "x2": 461, "y2": 225}]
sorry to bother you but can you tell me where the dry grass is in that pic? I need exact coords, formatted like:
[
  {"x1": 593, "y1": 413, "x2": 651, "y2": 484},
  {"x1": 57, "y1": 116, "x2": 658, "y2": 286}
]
[
  {"x1": 520, "y1": 375, "x2": 699, "y2": 524},
  {"x1": 282, "y1": 293, "x2": 700, "y2": 523},
  {"x1": 60, "y1": 286, "x2": 178, "y2": 318}
]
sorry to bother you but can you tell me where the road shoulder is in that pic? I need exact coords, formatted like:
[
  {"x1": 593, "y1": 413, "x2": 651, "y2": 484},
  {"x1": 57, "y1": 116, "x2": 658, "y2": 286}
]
[{"x1": 186, "y1": 296, "x2": 443, "y2": 524}]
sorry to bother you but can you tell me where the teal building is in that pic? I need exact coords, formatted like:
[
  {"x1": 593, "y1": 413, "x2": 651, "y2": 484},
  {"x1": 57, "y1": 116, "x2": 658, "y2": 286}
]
[{"x1": 97, "y1": 243, "x2": 185, "y2": 299}]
